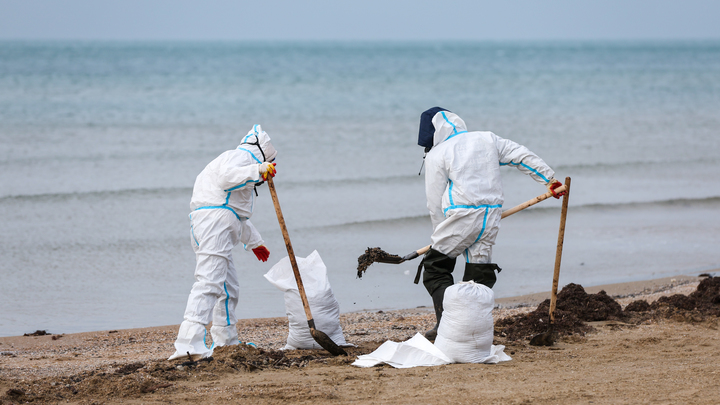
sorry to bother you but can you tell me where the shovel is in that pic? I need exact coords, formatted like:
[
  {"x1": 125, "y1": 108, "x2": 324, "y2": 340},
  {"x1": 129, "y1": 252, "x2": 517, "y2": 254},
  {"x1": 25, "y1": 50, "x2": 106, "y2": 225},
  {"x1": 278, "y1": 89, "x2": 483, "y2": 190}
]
[
  {"x1": 530, "y1": 176, "x2": 571, "y2": 346},
  {"x1": 357, "y1": 183, "x2": 568, "y2": 277},
  {"x1": 266, "y1": 176, "x2": 347, "y2": 356}
]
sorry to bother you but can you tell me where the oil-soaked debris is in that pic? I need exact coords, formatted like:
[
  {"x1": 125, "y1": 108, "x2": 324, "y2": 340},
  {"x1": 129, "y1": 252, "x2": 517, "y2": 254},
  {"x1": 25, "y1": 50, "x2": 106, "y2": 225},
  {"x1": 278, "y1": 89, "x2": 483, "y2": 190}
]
[
  {"x1": 23, "y1": 330, "x2": 52, "y2": 337},
  {"x1": 624, "y1": 299, "x2": 651, "y2": 312},
  {"x1": 115, "y1": 362, "x2": 146, "y2": 375},
  {"x1": 356, "y1": 247, "x2": 401, "y2": 278},
  {"x1": 5, "y1": 388, "x2": 25, "y2": 400},
  {"x1": 496, "y1": 277, "x2": 720, "y2": 342},
  {"x1": 0, "y1": 343, "x2": 371, "y2": 403},
  {"x1": 646, "y1": 275, "x2": 720, "y2": 316}
]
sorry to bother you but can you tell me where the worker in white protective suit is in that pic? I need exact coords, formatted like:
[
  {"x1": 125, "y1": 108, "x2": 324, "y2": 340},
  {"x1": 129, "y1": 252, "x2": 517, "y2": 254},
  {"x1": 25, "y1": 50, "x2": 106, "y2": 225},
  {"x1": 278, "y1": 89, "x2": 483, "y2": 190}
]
[
  {"x1": 169, "y1": 124, "x2": 278, "y2": 361},
  {"x1": 416, "y1": 107, "x2": 566, "y2": 341}
]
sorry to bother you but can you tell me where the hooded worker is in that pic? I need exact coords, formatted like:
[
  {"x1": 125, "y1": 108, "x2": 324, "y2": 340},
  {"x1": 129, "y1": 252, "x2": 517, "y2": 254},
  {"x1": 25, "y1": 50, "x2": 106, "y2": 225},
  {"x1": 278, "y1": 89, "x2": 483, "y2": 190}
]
[
  {"x1": 417, "y1": 107, "x2": 565, "y2": 341},
  {"x1": 169, "y1": 124, "x2": 278, "y2": 361}
]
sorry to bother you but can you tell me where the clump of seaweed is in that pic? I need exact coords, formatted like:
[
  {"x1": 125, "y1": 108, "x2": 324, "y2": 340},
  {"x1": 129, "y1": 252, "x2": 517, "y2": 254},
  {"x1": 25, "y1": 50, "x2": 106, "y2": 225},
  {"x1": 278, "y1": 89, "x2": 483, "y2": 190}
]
[{"x1": 356, "y1": 247, "x2": 401, "y2": 278}]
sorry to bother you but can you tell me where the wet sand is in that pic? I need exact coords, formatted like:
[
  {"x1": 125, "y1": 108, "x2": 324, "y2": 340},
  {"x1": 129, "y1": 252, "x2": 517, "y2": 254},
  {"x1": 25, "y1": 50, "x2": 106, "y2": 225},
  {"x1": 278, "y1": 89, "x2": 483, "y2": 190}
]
[{"x1": 1, "y1": 274, "x2": 718, "y2": 404}]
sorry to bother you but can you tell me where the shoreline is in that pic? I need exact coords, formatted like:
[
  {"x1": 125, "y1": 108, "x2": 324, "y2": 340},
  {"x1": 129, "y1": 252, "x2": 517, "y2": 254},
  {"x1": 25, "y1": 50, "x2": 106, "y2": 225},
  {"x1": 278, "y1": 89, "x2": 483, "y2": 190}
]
[
  {"x1": 3, "y1": 274, "x2": 706, "y2": 341},
  {"x1": 1, "y1": 274, "x2": 704, "y2": 343}
]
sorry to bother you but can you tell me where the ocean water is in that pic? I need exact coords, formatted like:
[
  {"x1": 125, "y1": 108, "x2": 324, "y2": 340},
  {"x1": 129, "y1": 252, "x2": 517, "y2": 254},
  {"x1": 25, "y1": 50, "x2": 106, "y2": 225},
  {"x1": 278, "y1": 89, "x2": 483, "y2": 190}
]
[{"x1": 1, "y1": 41, "x2": 719, "y2": 337}]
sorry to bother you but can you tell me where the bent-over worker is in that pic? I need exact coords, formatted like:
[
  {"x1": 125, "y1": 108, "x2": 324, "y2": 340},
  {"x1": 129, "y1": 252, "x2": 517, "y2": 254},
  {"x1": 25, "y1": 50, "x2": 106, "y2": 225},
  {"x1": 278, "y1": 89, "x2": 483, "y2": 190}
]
[
  {"x1": 169, "y1": 125, "x2": 278, "y2": 360},
  {"x1": 417, "y1": 107, "x2": 566, "y2": 340}
]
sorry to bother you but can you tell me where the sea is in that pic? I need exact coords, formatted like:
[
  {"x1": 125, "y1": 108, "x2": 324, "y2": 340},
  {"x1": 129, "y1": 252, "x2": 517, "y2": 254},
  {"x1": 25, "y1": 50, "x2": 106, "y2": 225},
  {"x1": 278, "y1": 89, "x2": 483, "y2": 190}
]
[{"x1": 1, "y1": 40, "x2": 719, "y2": 337}]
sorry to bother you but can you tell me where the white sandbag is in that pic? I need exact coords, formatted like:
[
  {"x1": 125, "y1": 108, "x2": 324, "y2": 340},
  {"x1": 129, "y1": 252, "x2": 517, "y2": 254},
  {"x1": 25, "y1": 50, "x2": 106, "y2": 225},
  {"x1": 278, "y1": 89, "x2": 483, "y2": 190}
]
[
  {"x1": 264, "y1": 250, "x2": 348, "y2": 350},
  {"x1": 434, "y1": 281, "x2": 510, "y2": 363}
]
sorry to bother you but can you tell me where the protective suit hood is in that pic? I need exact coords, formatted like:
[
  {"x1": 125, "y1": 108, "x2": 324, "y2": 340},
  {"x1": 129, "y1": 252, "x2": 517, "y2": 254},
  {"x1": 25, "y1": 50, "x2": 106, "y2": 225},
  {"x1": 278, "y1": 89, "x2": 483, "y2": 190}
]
[
  {"x1": 418, "y1": 107, "x2": 448, "y2": 152},
  {"x1": 238, "y1": 124, "x2": 278, "y2": 163},
  {"x1": 431, "y1": 110, "x2": 468, "y2": 148}
]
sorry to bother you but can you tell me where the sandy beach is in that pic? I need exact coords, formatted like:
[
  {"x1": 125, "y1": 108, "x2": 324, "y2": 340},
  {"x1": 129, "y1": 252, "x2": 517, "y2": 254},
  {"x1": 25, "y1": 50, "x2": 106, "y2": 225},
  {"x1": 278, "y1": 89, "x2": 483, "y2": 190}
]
[{"x1": 1, "y1": 274, "x2": 718, "y2": 404}]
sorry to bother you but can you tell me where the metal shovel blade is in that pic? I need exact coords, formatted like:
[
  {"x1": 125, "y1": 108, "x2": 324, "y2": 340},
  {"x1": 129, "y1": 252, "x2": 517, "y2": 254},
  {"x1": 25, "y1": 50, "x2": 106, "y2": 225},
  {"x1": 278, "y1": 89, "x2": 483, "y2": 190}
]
[
  {"x1": 356, "y1": 246, "x2": 431, "y2": 278},
  {"x1": 356, "y1": 247, "x2": 403, "y2": 278},
  {"x1": 309, "y1": 323, "x2": 347, "y2": 356},
  {"x1": 365, "y1": 247, "x2": 403, "y2": 262},
  {"x1": 529, "y1": 326, "x2": 557, "y2": 346}
]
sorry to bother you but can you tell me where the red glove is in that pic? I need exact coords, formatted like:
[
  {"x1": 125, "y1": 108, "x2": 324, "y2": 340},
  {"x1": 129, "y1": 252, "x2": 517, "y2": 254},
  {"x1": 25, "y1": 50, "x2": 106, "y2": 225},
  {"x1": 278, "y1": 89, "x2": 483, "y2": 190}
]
[
  {"x1": 252, "y1": 245, "x2": 270, "y2": 262},
  {"x1": 546, "y1": 179, "x2": 566, "y2": 199}
]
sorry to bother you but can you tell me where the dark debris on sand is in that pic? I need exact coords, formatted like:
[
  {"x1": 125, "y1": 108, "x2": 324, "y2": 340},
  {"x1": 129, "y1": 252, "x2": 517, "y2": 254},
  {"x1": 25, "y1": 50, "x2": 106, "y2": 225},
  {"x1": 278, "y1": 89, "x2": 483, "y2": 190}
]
[
  {"x1": 627, "y1": 275, "x2": 720, "y2": 319},
  {"x1": 356, "y1": 247, "x2": 401, "y2": 278},
  {"x1": 0, "y1": 343, "x2": 375, "y2": 404},
  {"x1": 23, "y1": 330, "x2": 52, "y2": 337},
  {"x1": 496, "y1": 276, "x2": 720, "y2": 342}
]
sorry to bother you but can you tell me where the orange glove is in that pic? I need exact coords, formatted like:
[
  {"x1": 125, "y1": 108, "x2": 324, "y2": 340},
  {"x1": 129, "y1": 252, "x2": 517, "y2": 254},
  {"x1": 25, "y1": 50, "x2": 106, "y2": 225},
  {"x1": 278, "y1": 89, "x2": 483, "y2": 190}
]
[
  {"x1": 252, "y1": 245, "x2": 270, "y2": 262},
  {"x1": 258, "y1": 162, "x2": 277, "y2": 181},
  {"x1": 546, "y1": 179, "x2": 566, "y2": 199}
]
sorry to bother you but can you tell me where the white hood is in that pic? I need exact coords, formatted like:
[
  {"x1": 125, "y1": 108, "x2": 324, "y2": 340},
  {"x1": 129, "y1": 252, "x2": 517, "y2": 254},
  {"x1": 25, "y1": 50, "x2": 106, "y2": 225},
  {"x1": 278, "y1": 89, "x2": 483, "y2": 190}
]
[
  {"x1": 431, "y1": 111, "x2": 468, "y2": 148},
  {"x1": 238, "y1": 124, "x2": 278, "y2": 162}
]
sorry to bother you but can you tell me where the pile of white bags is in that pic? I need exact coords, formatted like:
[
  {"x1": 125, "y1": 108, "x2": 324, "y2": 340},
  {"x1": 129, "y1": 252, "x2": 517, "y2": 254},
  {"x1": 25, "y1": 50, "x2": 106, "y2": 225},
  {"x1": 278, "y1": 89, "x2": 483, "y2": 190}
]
[{"x1": 264, "y1": 250, "x2": 348, "y2": 350}]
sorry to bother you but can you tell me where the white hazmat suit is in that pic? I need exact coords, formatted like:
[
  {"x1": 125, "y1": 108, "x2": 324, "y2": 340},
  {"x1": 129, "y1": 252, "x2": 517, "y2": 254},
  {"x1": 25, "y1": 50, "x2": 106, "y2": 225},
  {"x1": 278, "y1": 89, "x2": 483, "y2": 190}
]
[
  {"x1": 417, "y1": 108, "x2": 561, "y2": 341},
  {"x1": 169, "y1": 125, "x2": 277, "y2": 361},
  {"x1": 424, "y1": 110, "x2": 555, "y2": 263}
]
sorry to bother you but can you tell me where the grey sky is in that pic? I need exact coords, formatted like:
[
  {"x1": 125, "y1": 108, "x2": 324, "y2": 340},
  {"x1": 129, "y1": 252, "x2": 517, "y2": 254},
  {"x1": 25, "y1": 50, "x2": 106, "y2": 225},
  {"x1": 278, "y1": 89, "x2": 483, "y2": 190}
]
[{"x1": 0, "y1": 0, "x2": 718, "y2": 41}]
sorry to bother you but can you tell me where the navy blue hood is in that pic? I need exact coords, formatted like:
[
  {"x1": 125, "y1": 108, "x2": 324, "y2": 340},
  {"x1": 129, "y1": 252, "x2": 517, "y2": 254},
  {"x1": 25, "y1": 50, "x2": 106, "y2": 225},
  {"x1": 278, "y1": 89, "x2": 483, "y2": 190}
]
[{"x1": 418, "y1": 107, "x2": 449, "y2": 152}]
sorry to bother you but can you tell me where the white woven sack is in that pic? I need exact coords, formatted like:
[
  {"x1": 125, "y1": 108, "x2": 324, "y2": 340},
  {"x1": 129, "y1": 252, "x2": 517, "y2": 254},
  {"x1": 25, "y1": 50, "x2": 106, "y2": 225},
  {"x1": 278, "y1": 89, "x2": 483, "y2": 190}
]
[
  {"x1": 434, "y1": 281, "x2": 495, "y2": 363},
  {"x1": 264, "y1": 250, "x2": 348, "y2": 350}
]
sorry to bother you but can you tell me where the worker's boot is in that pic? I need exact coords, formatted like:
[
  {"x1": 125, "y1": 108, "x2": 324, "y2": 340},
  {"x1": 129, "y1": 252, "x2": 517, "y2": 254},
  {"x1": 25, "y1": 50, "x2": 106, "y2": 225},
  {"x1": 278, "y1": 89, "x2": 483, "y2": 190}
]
[
  {"x1": 462, "y1": 263, "x2": 502, "y2": 288},
  {"x1": 424, "y1": 286, "x2": 447, "y2": 341},
  {"x1": 420, "y1": 248, "x2": 456, "y2": 341}
]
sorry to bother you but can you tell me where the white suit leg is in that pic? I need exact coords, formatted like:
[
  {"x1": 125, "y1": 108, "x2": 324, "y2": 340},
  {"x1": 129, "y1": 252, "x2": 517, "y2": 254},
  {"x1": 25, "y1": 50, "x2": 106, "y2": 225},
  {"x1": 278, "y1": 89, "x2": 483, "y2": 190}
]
[
  {"x1": 462, "y1": 208, "x2": 502, "y2": 264},
  {"x1": 431, "y1": 207, "x2": 502, "y2": 263},
  {"x1": 430, "y1": 208, "x2": 489, "y2": 259},
  {"x1": 170, "y1": 209, "x2": 239, "y2": 360},
  {"x1": 210, "y1": 254, "x2": 240, "y2": 347}
]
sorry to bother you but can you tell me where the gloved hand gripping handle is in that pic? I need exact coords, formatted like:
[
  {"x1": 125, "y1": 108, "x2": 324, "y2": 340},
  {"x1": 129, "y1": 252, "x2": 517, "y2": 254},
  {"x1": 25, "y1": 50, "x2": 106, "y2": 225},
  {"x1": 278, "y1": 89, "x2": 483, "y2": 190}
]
[
  {"x1": 501, "y1": 184, "x2": 567, "y2": 218},
  {"x1": 402, "y1": 245, "x2": 432, "y2": 261}
]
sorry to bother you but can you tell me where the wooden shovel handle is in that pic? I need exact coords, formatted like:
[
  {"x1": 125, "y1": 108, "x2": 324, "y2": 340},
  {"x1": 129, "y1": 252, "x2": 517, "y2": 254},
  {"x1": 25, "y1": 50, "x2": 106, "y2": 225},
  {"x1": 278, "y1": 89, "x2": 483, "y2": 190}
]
[
  {"x1": 549, "y1": 177, "x2": 571, "y2": 323},
  {"x1": 266, "y1": 176, "x2": 315, "y2": 325},
  {"x1": 501, "y1": 184, "x2": 567, "y2": 218}
]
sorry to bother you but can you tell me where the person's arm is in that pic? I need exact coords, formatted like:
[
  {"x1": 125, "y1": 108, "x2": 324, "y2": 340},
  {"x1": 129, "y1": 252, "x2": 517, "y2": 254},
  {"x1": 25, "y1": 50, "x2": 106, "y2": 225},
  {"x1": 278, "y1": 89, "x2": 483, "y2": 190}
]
[
  {"x1": 239, "y1": 219, "x2": 264, "y2": 250},
  {"x1": 217, "y1": 160, "x2": 275, "y2": 192},
  {"x1": 425, "y1": 154, "x2": 449, "y2": 229},
  {"x1": 495, "y1": 134, "x2": 555, "y2": 185},
  {"x1": 217, "y1": 162, "x2": 262, "y2": 192},
  {"x1": 239, "y1": 219, "x2": 271, "y2": 261}
]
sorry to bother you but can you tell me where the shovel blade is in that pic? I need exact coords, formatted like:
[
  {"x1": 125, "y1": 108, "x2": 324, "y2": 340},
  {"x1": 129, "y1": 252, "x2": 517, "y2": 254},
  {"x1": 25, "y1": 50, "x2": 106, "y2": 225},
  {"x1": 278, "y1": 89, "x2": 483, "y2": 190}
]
[
  {"x1": 373, "y1": 256, "x2": 405, "y2": 264},
  {"x1": 357, "y1": 247, "x2": 404, "y2": 277},
  {"x1": 310, "y1": 328, "x2": 347, "y2": 356},
  {"x1": 529, "y1": 328, "x2": 557, "y2": 346}
]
